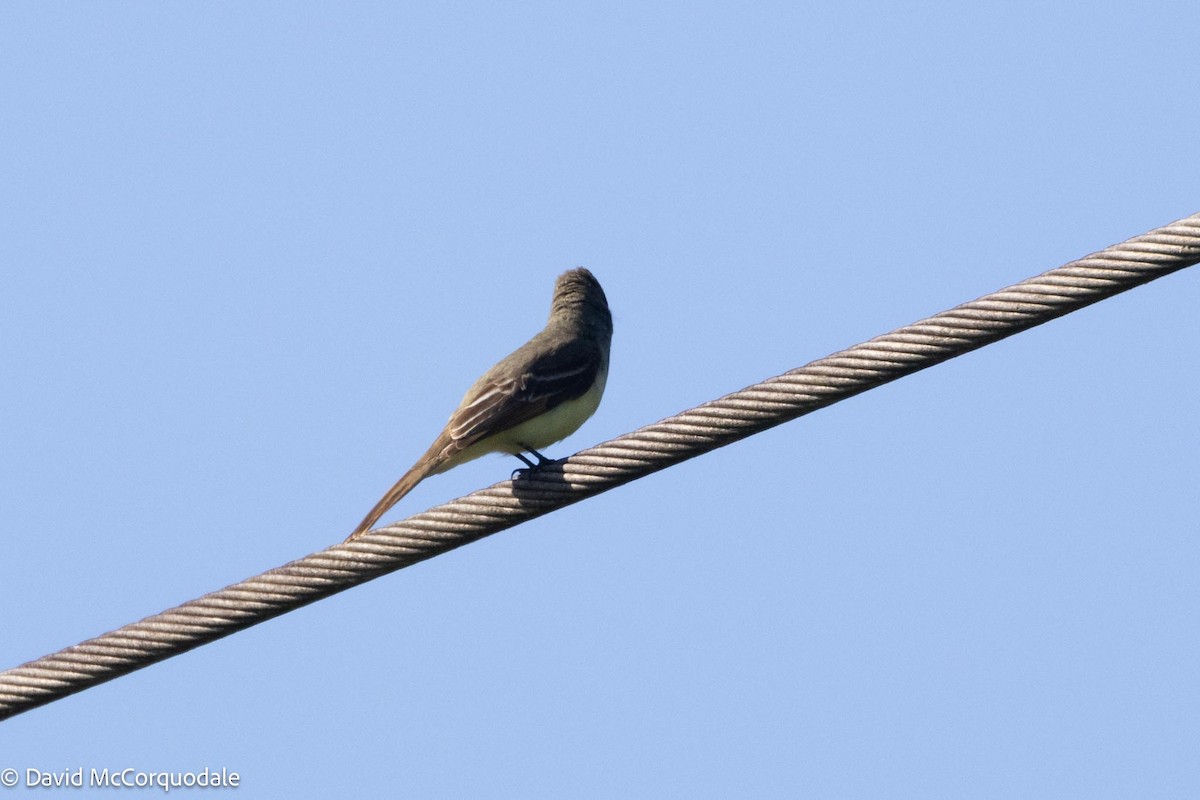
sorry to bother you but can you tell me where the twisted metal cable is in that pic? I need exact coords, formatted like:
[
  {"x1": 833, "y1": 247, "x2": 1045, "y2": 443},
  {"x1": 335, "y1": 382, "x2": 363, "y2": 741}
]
[{"x1": 3, "y1": 212, "x2": 1198, "y2": 721}]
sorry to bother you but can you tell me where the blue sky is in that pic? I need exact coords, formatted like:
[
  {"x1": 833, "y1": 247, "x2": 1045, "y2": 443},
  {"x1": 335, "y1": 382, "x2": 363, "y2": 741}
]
[{"x1": 2, "y1": 3, "x2": 1198, "y2": 797}]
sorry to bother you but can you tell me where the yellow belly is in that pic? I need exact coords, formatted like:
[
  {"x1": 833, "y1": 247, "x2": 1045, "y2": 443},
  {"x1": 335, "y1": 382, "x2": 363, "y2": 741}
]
[{"x1": 439, "y1": 361, "x2": 608, "y2": 471}]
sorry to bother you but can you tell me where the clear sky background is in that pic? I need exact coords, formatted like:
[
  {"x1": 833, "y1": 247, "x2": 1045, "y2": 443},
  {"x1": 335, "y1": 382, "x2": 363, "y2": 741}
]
[{"x1": 2, "y1": 3, "x2": 1198, "y2": 797}]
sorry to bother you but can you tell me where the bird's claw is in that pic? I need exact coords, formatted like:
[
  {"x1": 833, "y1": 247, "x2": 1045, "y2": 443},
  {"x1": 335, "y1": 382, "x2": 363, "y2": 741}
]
[{"x1": 511, "y1": 455, "x2": 565, "y2": 481}]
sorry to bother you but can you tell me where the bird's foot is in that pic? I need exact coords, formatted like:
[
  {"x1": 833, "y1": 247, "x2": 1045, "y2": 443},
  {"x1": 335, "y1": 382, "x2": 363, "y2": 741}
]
[{"x1": 511, "y1": 447, "x2": 564, "y2": 480}]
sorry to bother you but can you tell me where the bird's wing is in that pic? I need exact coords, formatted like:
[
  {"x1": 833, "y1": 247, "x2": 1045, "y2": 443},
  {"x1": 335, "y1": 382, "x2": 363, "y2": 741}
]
[{"x1": 446, "y1": 337, "x2": 601, "y2": 449}]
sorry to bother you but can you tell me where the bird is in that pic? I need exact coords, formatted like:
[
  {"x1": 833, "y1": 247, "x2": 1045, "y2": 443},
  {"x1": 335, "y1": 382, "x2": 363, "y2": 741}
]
[{"x1": 347, "y1": 268, "x2": 613, "y2": 540}]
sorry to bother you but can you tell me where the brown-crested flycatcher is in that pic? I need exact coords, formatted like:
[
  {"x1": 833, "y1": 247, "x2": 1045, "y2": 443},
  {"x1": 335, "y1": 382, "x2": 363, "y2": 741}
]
[{"x1": 347, "y1": 268, "x2": 612, "y2": 540}]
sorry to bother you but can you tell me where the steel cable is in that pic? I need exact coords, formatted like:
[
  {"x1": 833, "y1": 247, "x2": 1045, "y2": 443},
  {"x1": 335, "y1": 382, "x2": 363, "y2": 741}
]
[{"x1": 2, "y1": 212, "x2": 1197, "y2": 721}]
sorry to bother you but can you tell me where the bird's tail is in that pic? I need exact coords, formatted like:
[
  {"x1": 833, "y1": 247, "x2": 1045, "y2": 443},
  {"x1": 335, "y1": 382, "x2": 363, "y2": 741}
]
[{"x1": 346, "y1": 438, "x2": 448, "y2": 541}]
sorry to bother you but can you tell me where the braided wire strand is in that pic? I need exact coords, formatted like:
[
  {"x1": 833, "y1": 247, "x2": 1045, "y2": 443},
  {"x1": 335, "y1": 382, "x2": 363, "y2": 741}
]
[{"x1": 2, "y1": 213, "x2": 1197, "y2": 721}]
